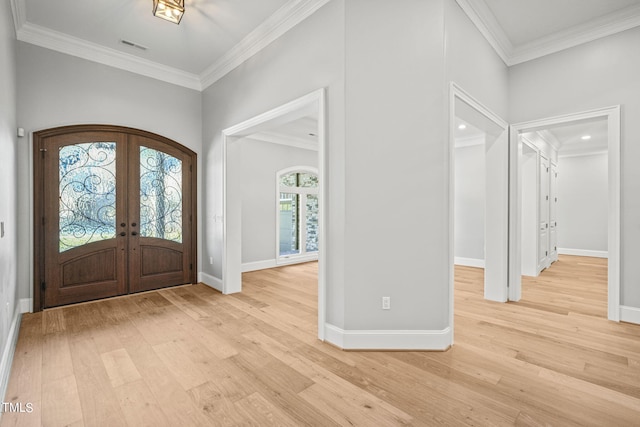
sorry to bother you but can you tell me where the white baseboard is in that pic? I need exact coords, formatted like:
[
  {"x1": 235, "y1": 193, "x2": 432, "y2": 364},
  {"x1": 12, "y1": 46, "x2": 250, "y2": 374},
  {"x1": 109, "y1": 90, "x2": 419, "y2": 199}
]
[
  {"x1": 0, "y1": 307, "x2": 22, "y2": 404},
  {"x1": 242, "y1": 256, "x2": 319, "y2": 273},
  {"x1": 276, "y1": 254, "x2": 319, "y2": 266},
  {"x1": 198, "y1": 272, "x2": 223, "y2": 293},
  {"x1": 323, "y1": 324, "x2": 452, "y2": 350},
  {"x1": 620, "y1": 306, "x2": 640, "y2": 325},
  {"x1": 242, "y1": 259, "x2": 277, "y2": 273},
  {"x1": 454, "y1": 257, "x2": 485, "y2": 268},
  {"x1": 19, "y1": 298, "x2": 32, "y2": 314},
  {"x1": 558, "y1": 248, "x2": 608, "y2": 258}
]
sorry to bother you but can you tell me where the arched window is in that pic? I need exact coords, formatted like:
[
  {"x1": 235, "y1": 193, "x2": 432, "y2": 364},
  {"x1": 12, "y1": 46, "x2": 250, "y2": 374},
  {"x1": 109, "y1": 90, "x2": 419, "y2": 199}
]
[{"x1": 277, "y1": 167, "x2": 319, "y2": 262}]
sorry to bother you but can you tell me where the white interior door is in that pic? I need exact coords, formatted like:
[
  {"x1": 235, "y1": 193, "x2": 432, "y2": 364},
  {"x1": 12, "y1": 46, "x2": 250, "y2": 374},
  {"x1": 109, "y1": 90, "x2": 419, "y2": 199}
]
[
  {"x1": 538, "y1": 155, "x2": 550, "y2": 271},
  {"x1": 520, "y1": 139, "x2": 538, "y2": 276},
  {"x1": 549, "y1": 162, "x2": 558, "y2": 263}
]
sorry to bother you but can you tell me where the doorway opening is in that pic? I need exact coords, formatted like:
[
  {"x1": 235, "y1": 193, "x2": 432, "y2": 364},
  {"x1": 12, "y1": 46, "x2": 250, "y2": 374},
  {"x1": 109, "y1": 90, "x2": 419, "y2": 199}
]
[
  {"x1": 33, "y1": 125, "x2": 197, "y2": 311},
  {"x1": 509, "y1": 106, "x2": 620, "y2": 320},
  {"x1": 449, "y1": 83, "x2": 509, "y2": 341},
  {"x1": 222, "y1": 89, "x2": 327, "y2": 340}
]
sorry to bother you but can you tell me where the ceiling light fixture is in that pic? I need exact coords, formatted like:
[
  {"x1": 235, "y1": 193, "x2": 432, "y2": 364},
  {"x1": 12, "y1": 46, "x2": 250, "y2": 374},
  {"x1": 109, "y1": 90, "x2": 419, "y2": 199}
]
[
  {"x1": 581, "y1": 135, "x2": 591, "y2": 140},
  {"x1": 458, "y1": 124, "x2": 467, "y2": 130},
  {"x1": 153, "y1": 0, "x2": 184, "y2": 24}
]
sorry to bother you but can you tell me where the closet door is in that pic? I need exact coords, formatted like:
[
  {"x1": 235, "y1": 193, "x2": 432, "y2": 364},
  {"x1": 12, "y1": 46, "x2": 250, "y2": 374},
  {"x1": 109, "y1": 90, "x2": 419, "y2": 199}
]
[
  {"x1": 538, "y1": 155, "x2": 550, "y2": 270},
  {"x1": 549, "y1": 163, "x2": 558, "y2": 263}
]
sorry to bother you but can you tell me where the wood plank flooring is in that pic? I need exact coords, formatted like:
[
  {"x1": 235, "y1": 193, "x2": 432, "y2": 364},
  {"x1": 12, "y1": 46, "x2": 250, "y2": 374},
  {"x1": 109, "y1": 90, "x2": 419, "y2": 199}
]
[{"x1": 2, "y1": 255, "x2": 640, "y2": 426}]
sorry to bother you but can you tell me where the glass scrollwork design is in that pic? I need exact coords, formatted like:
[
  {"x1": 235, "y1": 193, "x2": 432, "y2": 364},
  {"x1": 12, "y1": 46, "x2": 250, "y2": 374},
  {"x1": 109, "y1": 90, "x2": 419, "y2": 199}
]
[
  {"x1": 139, "y1": 146, "x2": 183, "y2": 243},
  {"x1": 59, "y1": 142, "x2": 117, "y2": 252}
]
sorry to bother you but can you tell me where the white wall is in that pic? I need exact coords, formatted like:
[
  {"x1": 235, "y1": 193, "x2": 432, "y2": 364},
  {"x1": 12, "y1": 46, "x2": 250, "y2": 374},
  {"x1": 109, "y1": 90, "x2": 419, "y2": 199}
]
[
  {"x1": 239, "y1": 139, "x2": 317, "y2": 266},
  {"x1": 344, "y1": 0, "x2": 450, "y2": 332},
  {"x1": 454, "y1": 143, "x2": 485, "y2": 264},
  {"x1": 16, "y1": 43, "x2": 202, "y2": 304},
  {"x1": 509, "y1": 26, "x2": 640, "y2": 308},
  {"x1": 203, "y1": 0, "x2": 494, "y2": 342},
  {"x1": 0, "y1": 0, "x2": 20, "y2": 397},
  {"x1": 201, "y1": 0, "x2": 346, "y2": 327},
  {"x1": 444, "y1": 0, "x2": 509, "y2": 119},
  {"x1": 557, "y1": 153, "x2": 608, "y2": 254},
  {"x1": 445, "y1": 0, "x2": 509, "y2": 303}
]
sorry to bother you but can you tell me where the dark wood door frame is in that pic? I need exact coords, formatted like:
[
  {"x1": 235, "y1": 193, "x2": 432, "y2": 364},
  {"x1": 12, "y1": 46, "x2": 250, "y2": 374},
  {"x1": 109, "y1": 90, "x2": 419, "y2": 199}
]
[{"x1": 33, "y1": 124, "x2": 198, "y2": 312}]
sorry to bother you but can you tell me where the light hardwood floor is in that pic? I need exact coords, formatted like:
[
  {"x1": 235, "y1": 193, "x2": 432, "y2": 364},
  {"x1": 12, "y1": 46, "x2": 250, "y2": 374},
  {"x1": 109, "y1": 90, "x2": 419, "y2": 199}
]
[{"x1": 2, "y1": 255, "x2": 640, "y2": 426}]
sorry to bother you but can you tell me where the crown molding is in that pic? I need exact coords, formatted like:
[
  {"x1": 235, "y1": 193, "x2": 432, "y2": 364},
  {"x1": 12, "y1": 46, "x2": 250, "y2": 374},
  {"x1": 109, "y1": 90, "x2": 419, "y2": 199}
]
[
  {"x1": 457, "y1": 0, "x2": 640, "y2": 67},
  {"x1": 537, "y1": 130, "x2": 561, "y2": 152},
  {"x1": 454, "y1": 134, "x2": 484, "y2": 148},
  {"x1": 246, "y1": 131, "x2": 318, "y2": 151},
  {"x1": 9, "y1": 0, "x2": 26, "y2": 36},
  {"x1": 558, "y1": 149, "x2": 608, "y2": 159},
  {"x1": 454, "y1": 0, "x2": 512, "y2": 64},
  {"x1": 15, "y1": 22, "x2": 202, "y2": 90},
  {"x1": 10, "y1": 0, "x2": 329, "y2": 91},
  {"x1": 509, "y1": 3, "x2": 640, "y2": 65},
  {"x1": 199, "y1": 0, "x2": 331, "y2": 90}
]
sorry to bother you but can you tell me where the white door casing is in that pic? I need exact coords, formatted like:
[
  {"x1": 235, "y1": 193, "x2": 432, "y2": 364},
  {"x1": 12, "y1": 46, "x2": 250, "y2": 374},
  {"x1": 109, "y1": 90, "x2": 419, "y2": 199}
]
[
  {"x1": 221, "y1": 89, "x2": 327, "y2": 340},
  {"x1": 449, "y1": 82, "x2": 510, "y2": 344},
  {"x1": 509, "y1": 106, "x2": 620, "y2": 320}
]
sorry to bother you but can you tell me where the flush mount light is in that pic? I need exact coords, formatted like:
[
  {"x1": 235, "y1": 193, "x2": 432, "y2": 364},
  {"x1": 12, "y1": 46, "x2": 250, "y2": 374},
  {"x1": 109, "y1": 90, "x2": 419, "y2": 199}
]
[
  {"x1": 153, "y1": 0, "x2": 184, "y2": 24},
  {"x1": 458, "y1": 124, "x2": 467, "y2": 130},
  {"x1": 581, "y1": 135, "x2": 591, "y2": 140}
]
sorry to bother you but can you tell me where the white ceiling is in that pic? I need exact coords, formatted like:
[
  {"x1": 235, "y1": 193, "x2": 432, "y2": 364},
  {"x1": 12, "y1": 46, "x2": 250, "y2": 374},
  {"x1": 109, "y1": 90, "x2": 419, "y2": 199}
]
[
  {"x1": 10, "y1": 0, "x2": 330, "y2": 90},
  {"x1": 249, "y1": 115, "x2": 319, "y2": 151},
  {"x1": 23, "y1": 0, "x2": 288, "y2": 75},
  {"x1": 10, "y1": 0, "x2": 640, "y2": 90},
  {"x1": 546, "y1": 118, "x2": 608, "y2": 157}
]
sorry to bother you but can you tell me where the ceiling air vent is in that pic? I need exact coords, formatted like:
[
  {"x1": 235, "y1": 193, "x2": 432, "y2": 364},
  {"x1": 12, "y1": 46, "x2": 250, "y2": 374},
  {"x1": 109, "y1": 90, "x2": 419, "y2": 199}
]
[{"x1": 120, "y1": 40, "x2": 148, "y2": 51}]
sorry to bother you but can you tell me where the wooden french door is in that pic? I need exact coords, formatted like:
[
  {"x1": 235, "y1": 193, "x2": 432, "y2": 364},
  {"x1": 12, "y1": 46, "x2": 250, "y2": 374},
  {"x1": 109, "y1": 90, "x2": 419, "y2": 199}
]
[{"x1": 34, "y1": 125, "x2": 197, "y2": 310}]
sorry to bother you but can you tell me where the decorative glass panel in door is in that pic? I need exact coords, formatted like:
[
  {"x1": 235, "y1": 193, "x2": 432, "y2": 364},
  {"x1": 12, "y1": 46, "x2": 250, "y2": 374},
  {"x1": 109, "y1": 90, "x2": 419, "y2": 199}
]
[
  {"x1": 128, "y1": 136, "x2": 193, "y2": 293},
  {"x1": 58, "y1": 142, "x2": 117, "y2": 252},
  {"x1": 139, "y1": 146, "x2": 183, "y2": 242}
]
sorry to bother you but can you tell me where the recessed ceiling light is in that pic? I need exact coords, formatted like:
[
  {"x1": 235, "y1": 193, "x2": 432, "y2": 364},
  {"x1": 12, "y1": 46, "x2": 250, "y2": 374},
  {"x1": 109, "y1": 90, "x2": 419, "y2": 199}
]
[
  {"x1": 458, "y1": 124, "x2": 467, "y2": 130},
  {"x1": 581, "y1": 135, "x2": 591, "y2": 140}
]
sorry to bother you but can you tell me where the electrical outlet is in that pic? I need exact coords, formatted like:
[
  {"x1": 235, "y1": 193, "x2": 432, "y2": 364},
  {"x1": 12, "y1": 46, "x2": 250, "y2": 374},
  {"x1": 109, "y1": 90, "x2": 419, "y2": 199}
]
[{"x1": 382, "y1": 296, "x2": 391, "y2": 310}]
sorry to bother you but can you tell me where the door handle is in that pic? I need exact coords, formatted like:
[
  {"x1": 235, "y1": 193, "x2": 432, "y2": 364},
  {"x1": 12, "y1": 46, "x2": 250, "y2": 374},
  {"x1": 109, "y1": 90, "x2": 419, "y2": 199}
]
[{"x1": 131, "y1": 231, "x2": 138, "y2": 236}]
